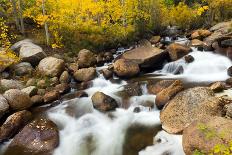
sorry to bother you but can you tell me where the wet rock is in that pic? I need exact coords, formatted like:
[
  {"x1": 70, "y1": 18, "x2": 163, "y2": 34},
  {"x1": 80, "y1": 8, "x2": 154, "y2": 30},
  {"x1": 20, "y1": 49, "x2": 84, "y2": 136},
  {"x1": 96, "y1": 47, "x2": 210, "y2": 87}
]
[
  {"x1": 5, "y1": 118, "x2": 59, "y2": 155},
  {"x1": 182, "y1": 117, "x2": 232, "y2": 155},
  {"x1": 147, "y1": 80, "x2": 177, "y2": 95},
  {"x1": 150, "y1": 36, "x2": 161, "y2": 44},
  {"x1": 119, "y1": 82, "x2": 142, "y2": 98},
  {"x1": 4, "y1": 89, "x2": 32, "y2": 110},
  {"x1": 155, "y1": 80, "x2": 184, "y2": 109},
  {"x1": 38, "y1": 57, "x2": 65, "y2": 77},
  {"x1": 189, "y1": 39, "x2": 205, "y2": 48},
  {"x1": 121, "y1": 46, "x2": 166, "y2": 68},
  {"x1": 74, "y1": 67, "x2": 97, "y2": 82},
  {"x1": 221, "y1": 38, "x2": 232, "y2": 48},
  {"x1": 21, "y1": 86, "x2": 38, "y2": 97},
  {"x1": 0, "y1": 79, "x2": 24, "y2": 90},
  {"x1": 160, "y1": 87, "x2": 225, "y2": 134},
  {"x1": 191, "y1": 29, "x2": 212, "y2": 40},
  {"x1": 54, "y1": 83, "x2": 70, "y2": 94},
  {"x1": 166, "y1": 43, "x2": 192, "y2": 61},
  {"x1": 43, "y1": 91, "x2": 60, "y2": 103},
  {"x1": 123, "y1": 123, "x2": 162, "y2": 155},
  {"x1": 102, "y1": 68, "x2": 113, "y2": 79},
  {"x1": 204, "y1": 21, "x2": 232, "y2": 50},
  {"x1": 0, "y1": 95, "x2": 9, "y2": 119},
  {"x1": 0, "y1": 110, "x2": 32, "y2": 142},
  {"x1": 18, "y1": 42, "x2": 46, "y2": 66},
  {"x1": 78, "y1": 49, "x2": 97, "y2": 68},
  {"x1": 91, "y1": 91, "x2": 118, "y2": 112},
  {"x1": 59, "y1": 71, "x2": 70, "y2": 84},
  {"x1": 113, "y1": 59, "x2": 140, "y2": 78},
  {"x1": 184, "y1": 55, "x2": 194, "y2": 63},
  {"x1": 227, "y1": 66, "x2": 232, "y2": 76},
  {"x1": 12, "y1": 62, "x2": 33, "y2": 76},
  {"x1": 210, "y1": 82, "x2": 225, "y2": 93},
  {"x1": 31, "y1": 95, "x2": 44, "y2": 105}
]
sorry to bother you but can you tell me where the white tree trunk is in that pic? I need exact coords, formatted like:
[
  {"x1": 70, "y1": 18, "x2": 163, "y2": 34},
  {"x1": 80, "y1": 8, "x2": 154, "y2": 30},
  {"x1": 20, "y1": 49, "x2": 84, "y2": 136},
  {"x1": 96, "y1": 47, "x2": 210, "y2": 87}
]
[
  {"x1": 11, "y1": 0, "x2": 20, "y2": 30},
  {"x1": 18, "y1": 0, "x2": 25, "y2": 35},
  {"x1": 42, "y1": 0, "x2": 50, "y2": 45}
]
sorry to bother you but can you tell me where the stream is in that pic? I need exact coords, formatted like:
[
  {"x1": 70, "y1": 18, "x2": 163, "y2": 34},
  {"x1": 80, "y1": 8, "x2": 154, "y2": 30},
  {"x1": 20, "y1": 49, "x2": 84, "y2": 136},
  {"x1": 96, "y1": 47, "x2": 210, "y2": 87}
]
[{"x1": 1, "y1": 37, "x2": 232, "y2": 155}]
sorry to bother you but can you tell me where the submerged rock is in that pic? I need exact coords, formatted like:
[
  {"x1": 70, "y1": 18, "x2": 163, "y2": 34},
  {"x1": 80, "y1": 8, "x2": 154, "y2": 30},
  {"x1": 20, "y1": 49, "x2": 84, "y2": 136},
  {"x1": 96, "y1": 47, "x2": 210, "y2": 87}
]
[
  {"x1": 38, "y1": 57, "x2": 65, "y2": 77},
  {"x1": 91, "y1": 91, "x2": 118, "y2": 112},
  {"x1": 0, "y1": 110, "x2": 32, "y2": 143},
  {"x1": 160, "y1": 87, "x2": 224, "y2": 134},
  {"x1": 113, "y1": 59, "x2": 140, "y2": 78},
  {"x1": 155, "y1": 80, "x2": 184, "y2": 109},
  {"x1": 182, "y1": 117, "x2": 232, "y2": 155},
  {"x1": 5, "y1": 118, "x2": 59, "y2": 155},
  {"x1": 101, "y1": 68, "x2": 113, "y2": 79},
  {"x1": 123, "y1": 123, "x2": 161, "y2": 155},
  {"x1": 120, "y1": 46, "x2": 166, "y2": 68},
  {"x1": 166, "y1": 43, "x2": 192, "y2": 61},
  {"x1": 184, "y1": 55, "x2": 194, "y2": 63},
  {"x1": 4, "y1": 89, "x2": 32, "y2": 110}
]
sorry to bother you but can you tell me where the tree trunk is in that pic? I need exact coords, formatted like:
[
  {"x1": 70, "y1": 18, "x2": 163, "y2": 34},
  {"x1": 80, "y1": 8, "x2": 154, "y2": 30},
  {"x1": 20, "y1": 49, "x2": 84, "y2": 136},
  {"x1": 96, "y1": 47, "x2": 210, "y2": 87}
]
[
  {"x1": 42, "y1": 0, "x2": 50, "y2": 45},
  {"x1": 18, "y1": 0, "x2": 25, "y2": 35},
  {"x1": 11, "y1": 0, "x2": 20, "y2": 30}
]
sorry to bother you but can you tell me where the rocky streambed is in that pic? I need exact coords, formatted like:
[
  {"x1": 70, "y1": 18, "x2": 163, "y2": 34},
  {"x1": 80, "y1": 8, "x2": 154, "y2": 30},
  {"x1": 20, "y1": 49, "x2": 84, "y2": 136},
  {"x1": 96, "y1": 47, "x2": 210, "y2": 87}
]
[{"x1": 0, "y1": 21, "x2": 232, "y2": 155}]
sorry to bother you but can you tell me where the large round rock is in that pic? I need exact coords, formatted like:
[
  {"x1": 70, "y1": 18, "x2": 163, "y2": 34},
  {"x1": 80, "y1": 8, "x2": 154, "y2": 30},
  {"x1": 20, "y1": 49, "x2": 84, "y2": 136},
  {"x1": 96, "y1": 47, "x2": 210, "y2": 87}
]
[
  {"x1": 38, "y1": 57, "x2": 65, "y2": 77},
  {"x1": 183, "y1": 117, "x2": 232, "y2": 155},
  {"x1": 74, "y1": 67, "x2": 96, "y2": 82},
  {"x1": 160, "y1": 87, "x2": 224, "y2": 134},
  {"x1": 78, "y1": 49, "x2": 97, "y2": 68},
  {"x1": 0, "y1": 95, "x2": 9, "y2": 119},
  {"x1": 3, "y1": 89, "x2": 32, "y2": 110},
  {"x1": 5, "y1": 118, "x2": 59, "y2": 155},
  {"x1": 113, "y1": 59, "x2": 140, "y2": 78},
  {"x1": 91, "y1": 91, "x2": 118, "y2": 112},
  {"x1": 166, "y1": 43, "x2": 192, "y2": 61}
]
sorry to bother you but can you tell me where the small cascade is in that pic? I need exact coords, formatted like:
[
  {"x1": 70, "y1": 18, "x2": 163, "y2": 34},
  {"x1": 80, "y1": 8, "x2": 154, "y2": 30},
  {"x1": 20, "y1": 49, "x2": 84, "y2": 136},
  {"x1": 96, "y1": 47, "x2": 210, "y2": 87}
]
[{"x1": 153, "y1": 48, "x2": 232, "y2": 82}]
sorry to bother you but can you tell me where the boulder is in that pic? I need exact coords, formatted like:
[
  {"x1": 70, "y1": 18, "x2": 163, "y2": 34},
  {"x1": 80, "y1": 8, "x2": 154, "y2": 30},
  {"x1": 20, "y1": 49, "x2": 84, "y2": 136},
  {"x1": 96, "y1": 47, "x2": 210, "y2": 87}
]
[
  {"x1": 160, "y1": 87, "x2": 224, "y2": 134},
  {"x1": 38, "y1": 57, "x2": 65, "y2": 77},
  {"x1": 150, "y1": 36, "x2": 161, "y2": 44},
  {"x1": 221, "y1": 38, "x2": 232, "y2": 48},
  {"x1": 184, "y1": 55, "x2": 194, "y2": 63},
  {"x1": 147, "y1": 80, "x2": 177, "y2": 95},
  {"x1": 182, "y1": 117, "x2": 232, "y2": 155},
  {"x1": 61, "y1": 91, "x2": 88, "y2": 101},
  {"x1": 0, "y1": 95, "x2": 9, "y2": 119},
  {"x1": 204, "y1": 21, "x2": 232, "y2": 51},
  {"x1": 5, "y1": 118, "x2": 59, "y2": 155},
  {"x1": 4, "y1": 89, "x2": 32, "y2": 110},
  {"x1": 224, "y1": 103, "x2": 232, "y2": 118},
  {"x1": 101, "y1": 68, "x2": 113, "y2": 79},
  {"x1": 209, "y1": 82, "x2": 225, "y2": 93},
  {"x1": 26, "y1": 78, "x2": 36, "y2": 87},
  {"x1": 123, "y1": 123, "x2": 161, "y2": 155},
  {"x1": 31, "y1": 95, "x2": 44, "y2": 105},
  {"x1": 0, "y1": 110, "x2": 32, "y2": 142},
  {"x1": 12, "y1": 62, "x2": 33, "y2": 76},
  {"x1": 78, "y1": 49, "x2": 97, "y2": 68},
  {"x1": 155, "y1": 80, "x2": 184, "y2": 109},
  {"x1": 91, "y1": 91, "x2": 118, "y2": 112},
  {"x1": 189, "y1": 39, "x2": 205, "y2": 48},
  {"x1": 118, "y1": 82, "x2": 142, "y2": 98},
  {"x1": 67, "y1": 63, "x2": 79, "y2": 73},
  {"x1": 113, "y1": 59, "x2": 140, "y2": 78},
  {"x1": 0, "y1": 79, "x2": 24, "y2": 90},
  {"x1": 43, "y1": 91, "x2": 60, "y2": 103},
  {"x1": 74, "y1": 67, "x2": 96, "y2": 82},
  {"x1": 54, "y1": 83, "x2": 70, "y2": 94},
  {"x1": 59, "y1": 71, "x2": 70, "y2": 84},
  {"x1": 120, "y1": 46, "x2": 167, "y2": 68},
  {"x1": 191, "y1": 29, "x2": 212, "y2": 40},
  {"x1": 19, "y1": 42, "x2": 46, "y2": 66},
  {"x1": 166, "y1": 43, "x2": 192, "y2": 61},
  {"x1": 227, "y1": 66, "x2": 232, "y2": 76},
  {"x1": 21, "y1": 86, "x2": 38, "y2": 97}
]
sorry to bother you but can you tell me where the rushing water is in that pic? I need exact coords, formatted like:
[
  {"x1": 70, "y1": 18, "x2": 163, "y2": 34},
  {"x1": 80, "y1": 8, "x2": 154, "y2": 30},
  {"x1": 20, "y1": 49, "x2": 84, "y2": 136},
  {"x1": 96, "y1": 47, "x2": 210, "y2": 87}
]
[{"x1": 1, "y1": 38, "x2": 231, "y2": 155}]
